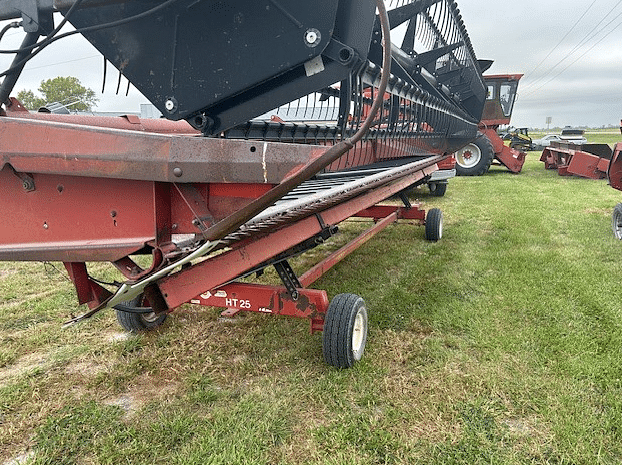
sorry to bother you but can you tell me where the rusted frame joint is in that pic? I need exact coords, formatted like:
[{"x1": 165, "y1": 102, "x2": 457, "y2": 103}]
[{"x1": 173, "y1": 183, "x2": 215, "y2": 236}]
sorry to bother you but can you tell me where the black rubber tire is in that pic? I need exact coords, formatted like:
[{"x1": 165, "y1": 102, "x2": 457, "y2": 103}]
[
  {"x1": 425, "y1": 208, "x2": 443, "y2": 242},
  {"x1": 428, "y1": 181, "x2": 448, "y2": 197},
  {"x1": 115, "y1": 295, "x2": 167, "y2": 332},
  {"x1": 612, "y1": 203, "x2": 622, "y2": 239},
  {"x1": 455, "y1": 132, "x2": 494, "y2": 176},
  {"x1": 322, "y1": 294, "x2": 368, "y2": 369}
]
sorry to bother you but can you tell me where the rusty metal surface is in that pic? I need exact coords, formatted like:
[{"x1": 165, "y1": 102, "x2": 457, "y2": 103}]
[
  {"x1": 541, "y1": 142, "x2": 612, "y2": 179},
  {"x1": 567, "y1": 152, "x2": 608, "y2": 179},
  {"x1": 0, "y1": 126, "x2": 441, "y2": 263},
  {"x1": 5, "y1": 102, "x2": 199, "y2": 134},
  {"x1": 0, "y1": 115, "x2": 325, "y2": 184},
  {"x1": 0, "y1": 166, "x2": 156, "y2": 261},
  {"x1": 608, "y1": 143, "x2": 622, "y2": 191}
]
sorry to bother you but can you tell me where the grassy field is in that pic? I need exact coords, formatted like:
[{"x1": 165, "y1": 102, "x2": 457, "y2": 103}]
[{"x1": 2, "y1": 134, "x2": 622, "y2": 464}]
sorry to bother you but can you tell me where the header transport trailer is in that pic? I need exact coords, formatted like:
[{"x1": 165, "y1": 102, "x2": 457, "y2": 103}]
[{"x1": 0, "y1": 0, "x2": 486, "y2": 367}]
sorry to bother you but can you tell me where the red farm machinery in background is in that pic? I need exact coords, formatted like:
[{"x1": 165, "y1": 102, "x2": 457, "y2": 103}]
[
  {"x1": 541, "y1": 142, "x2": 613, "y2": 179},
  {"x1": 0, "y1": 0, "x2": 486, "y2": 367},
  {"x1": 607, "y1": 128, "x2": 622, "y2": 239},
  {"x1": 454, "y1": 73, "x2": 527, "y2": 176},
  {"x1": 539, "y1": 125, "x2": 613, "y2": 180}
]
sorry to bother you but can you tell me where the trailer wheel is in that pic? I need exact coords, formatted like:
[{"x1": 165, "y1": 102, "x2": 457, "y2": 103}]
[
  {"x1": 612, "y1": 203, "x2": 622, "y2": 239},
  {"x1": 322, "y1": 294, "x2": 368, "y2": 368},
  {"x1": 425, "y1": 208, "x2": 443, "y2": 241},
  {"x1": 115, "y1": 295, "x2": 167, "y2": 332},
  {"x1": 428, "y1": 181, "x2": 447, "y2": 197},
  {"x1": 455, "y1": 133, "x2": 494, "y2": 176}
]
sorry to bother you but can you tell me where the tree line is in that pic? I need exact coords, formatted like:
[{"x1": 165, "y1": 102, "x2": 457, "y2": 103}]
[{"x1": 17, "y1": 76, "x2": 98, "y2": 111}]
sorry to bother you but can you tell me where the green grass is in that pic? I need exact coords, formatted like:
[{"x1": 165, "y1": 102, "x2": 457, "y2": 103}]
[{"x1": 2, "y1": 142, "x2": 622, "y2": 464}]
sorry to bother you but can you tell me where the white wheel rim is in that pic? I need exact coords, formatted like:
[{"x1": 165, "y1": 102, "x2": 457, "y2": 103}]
[
  {"x1": 614, "y1": 210, "x2": 622, "y2": 239},
  {"x1": 438, "y1": 216, "x2": 443, "y2": 239},
  {"x1": 456, "y1": 143, "x2": 481, "y2": 168},
  {"x1": 352, "y1": 310, "x2": 365, "y2": 356},
  {"x1": 141, "y1": 312, "x2": 160, "y2": 324}
]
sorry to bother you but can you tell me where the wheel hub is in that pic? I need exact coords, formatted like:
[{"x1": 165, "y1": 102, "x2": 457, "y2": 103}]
[
  {"x1": 456, "y1": 143, "x2": 482, "y2": 169},
  {"x1": 352, "y1": 310, "x2": 365, "y2": 354}
]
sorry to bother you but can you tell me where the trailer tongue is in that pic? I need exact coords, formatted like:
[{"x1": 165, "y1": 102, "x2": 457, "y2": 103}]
[{"x1": 0, "y1": 0, "x2": 486, "y2": 367}]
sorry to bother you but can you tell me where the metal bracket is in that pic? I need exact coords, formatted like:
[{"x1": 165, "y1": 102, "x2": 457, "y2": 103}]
[
  {"x1": 398, "y1": 191, "x2": 411, "y2": 209},
  {"x1": 0, "y1": 0, "x2": 53, "y2": 32},
  {"x1": 274, "y1": 260, "x2": 302, "y2": 301},
  {"x1": 173, "y1": 183, "x2": 215, "y2": 236},
  {"x1": 11, "y1": 167, "x2": 35, "y2": 192},
  {"x1": 323, "y1": 38, "x2": 359, "y2": 68}
]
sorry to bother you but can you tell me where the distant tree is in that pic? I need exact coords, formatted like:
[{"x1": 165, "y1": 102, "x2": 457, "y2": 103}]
[
  {"x1": 16, "y1": 89, "x2": 45, "y2": 110},
  {"x1": 17, "y1": 76, "x2": 98, "y2": 111}
]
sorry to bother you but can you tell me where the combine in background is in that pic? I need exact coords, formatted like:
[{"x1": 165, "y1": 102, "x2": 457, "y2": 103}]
[{"x1": 455, "y1": 73, "x2": 526, "y2": 175}]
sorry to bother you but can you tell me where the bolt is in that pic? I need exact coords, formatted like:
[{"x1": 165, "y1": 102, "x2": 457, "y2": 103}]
[
  {"x1": 165, "y1": 99, "x2": 176, "y2": 112},
  {"x1": 173, "y1": 167, "x2": 183, "y2": 177},
  {"x1": 43, "y1": 222, "x2": 48, "y2": 229},
  {"x1": 304, "y1": 28, "x2": 321, "y2": 47}
]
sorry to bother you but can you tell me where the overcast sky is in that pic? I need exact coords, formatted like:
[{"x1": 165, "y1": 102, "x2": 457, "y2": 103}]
[
  {"x1": 1, "y1": 0, "x2": 621, "y2": 129},
  {"x1": 461, "y1": 0, "x2": 622, "y2": 129}
]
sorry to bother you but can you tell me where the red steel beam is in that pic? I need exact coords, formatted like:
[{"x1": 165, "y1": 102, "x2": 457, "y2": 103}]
[
  {"x1": 189, "y1": 283, "x2": 330, "y2": 333},
  {"x1": 299, "y1": 210, "x2": 399, "y2": 288},
  {"x1": 64, "y1": 262, "x2": 113, "y2": 308},
  {"x1": 354, "y1": 205, "x2": 425, "y2": 221},
  {"x1": 299, "y1": 203, "x2": 428, "y2": 287},
  {"x1": 5, "y1": 98, "x2": 199, "y2": 134},
  {"x1": 0, "y1": 115, "x2": 323, "y2": 184}
]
